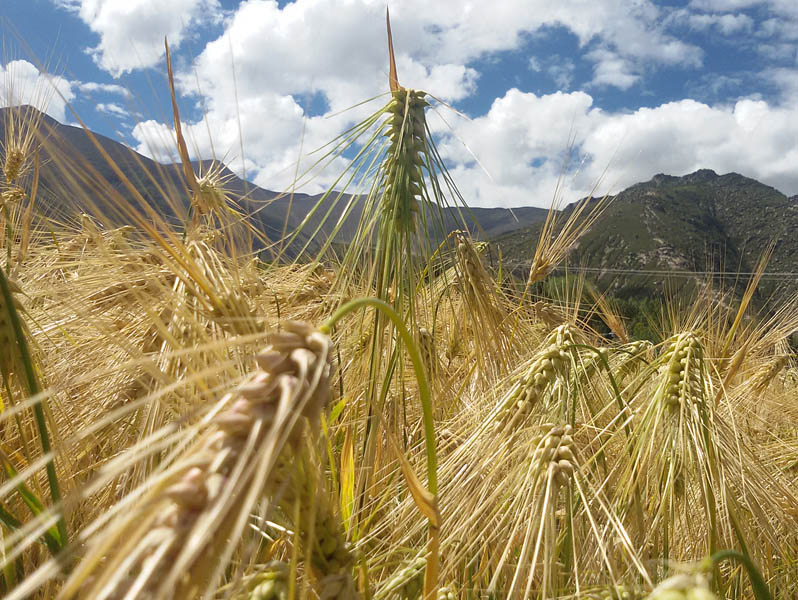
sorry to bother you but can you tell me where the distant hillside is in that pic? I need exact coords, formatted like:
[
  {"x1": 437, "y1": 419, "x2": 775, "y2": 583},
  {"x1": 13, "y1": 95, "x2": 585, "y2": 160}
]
[
  {"x1": 495, "y1": 169, "x2": 798, "y2": 298},
  {"x1": 0, "y1": 106, "x2": 548, "y2": 253},
  {"x1": 6, "y1": 107, "x2": 795, "y2": 300}
]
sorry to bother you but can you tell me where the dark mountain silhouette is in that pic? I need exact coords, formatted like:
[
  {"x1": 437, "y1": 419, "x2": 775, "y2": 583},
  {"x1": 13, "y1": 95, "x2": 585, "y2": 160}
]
[{"x1": 0, "y1": 106, "x2": 548, "y2": 255}]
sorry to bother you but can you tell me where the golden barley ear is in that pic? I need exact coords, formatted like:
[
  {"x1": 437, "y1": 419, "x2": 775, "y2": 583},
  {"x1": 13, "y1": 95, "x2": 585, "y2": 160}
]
[
  {"x1": 164, "y1": 38, "x2": 201, "y2": 207},
  {"x1": 386, "y1": 7, "x2": 400, "y2": 92}
]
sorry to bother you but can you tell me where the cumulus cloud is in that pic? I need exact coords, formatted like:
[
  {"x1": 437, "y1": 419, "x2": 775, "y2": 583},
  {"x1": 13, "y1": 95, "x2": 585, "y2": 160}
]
[
  {"x1": 433, "y1": 89, "x2": 603, "y2": 206},
  {"x1": 434, "y1": 89, "x2": 798, "y2": 206},
  {"x1": 76, "y1": 81, "x2": 132, "y2": 97},
  {"x1": 0, "y1": 60, "x2": 75, "y2": 122},
  {"x1": 96, "y1": 102, "x2": 129, "y2": 117},
  {"x1": 686, "y1": 12, "x2": 754, "y2": 34},
  {"x1": 100, "y1": 0, "x2": 798, "y2": 207},
  {"x1": 586, "y1": 48, "x2": 639, "y2": 89},
  {"x1": 131, "y1": 89, "x2": 352, "y2": 193},
  {"x1": 122, "y1": 0, "x2": 709, "y2": 195},
  {"x1": 56, "y1": 0, "x2": 223, "y2": 76}
]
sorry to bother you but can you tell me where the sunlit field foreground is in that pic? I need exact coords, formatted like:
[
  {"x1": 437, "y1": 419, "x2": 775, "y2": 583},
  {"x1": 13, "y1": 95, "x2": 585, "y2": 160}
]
[{"x1": 0, "y1": 23, "x2": 796, "y2": 600}]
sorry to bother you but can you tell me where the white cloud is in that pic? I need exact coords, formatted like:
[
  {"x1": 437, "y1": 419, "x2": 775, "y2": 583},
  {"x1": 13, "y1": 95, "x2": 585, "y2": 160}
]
[
  {"x1": 431, "y1": 89, "x2": 798, "y2": 207},
  {"x1": 57, "y1": 0, "x2": 223, "y2": 76},
  {"x1": 546, "y1": 57, "x2": 576, "y2": 90},
  {"x1": 96, "y1": 102, "x2": 129, "y2": 117},
  {"x1": 76, "y1": 81, "x2": 132, "y2": 97},
  {"x1": 433, "y1": 89, "x2": 604, "y2": 206},
  {"x1": 689, "y1": 0, "x2": 763, "y2": 10},
  {"x1": 586, "y1": 48, "x2": 639, "y2": 89},
  {"x1": 687, "y1": 12, "x2": 754, "y2": 34},
  {"x1": 0, "y1": 60, "x2": 75, "y2": 122},
  {"x1": 121, "y1": 0, "x2": 708, "y2": 198},
  {"x1": 131, "y1": 90, "x2": 351, "y2": 193},
  {"x1": 762, "y1": 67, "x2": 798, "y2": 99}
]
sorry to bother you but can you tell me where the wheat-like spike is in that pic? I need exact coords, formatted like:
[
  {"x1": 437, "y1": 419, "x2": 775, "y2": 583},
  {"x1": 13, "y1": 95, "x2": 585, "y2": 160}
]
[
  {"x1": 529, "y1": 423, "x2": 577, "y2": 489},
  {"x1": 645, "y1": 573, "x2": 715, "y2": 600},
  {"x1": 58, "y1": 320, "x2": 333, "y2": 600},
  {"x1": 274, "y1": 456, "x2": 358, "y2": 600},
  {"x1": 3, "y1": 147, "x2": 26, "y2": 184},
  {"x1": 656, "y1": 333, "x2": 706, "y2": 412},
  {"x1": 381, "y1": 88, "x2": 427, "y2": 234},
  {"x1": 1, "y1": 104, "x2": 46, "y2": 186},
  {"x1": 188, "y1": 238, "x2": 263, "y2": 335},
  {"x1": 577, "y1": 346, "x2": 611, "y2": 384},
  {"x1": 615, "y1": 340, "x2": 654, "y2": 382},
  {"x1": 0, "y1": 185, "x2": 26, "y2": 210},
  {"x1": 453, "y1": 233, "x2": 515, "y2": 375},
  {"x1": 530, "y1": 299, "x2": 567, "y2": 329},
  {"x1": 492, "y1": 324, "x2": 576, "y2": 429},
  {"x1": 417, "y1": 326, "x2": 438, "y2": 381},
  {"x1": 750, "y1": 352, "x2": 790, "y2": 393},
  {"x1": 373, "y1": 555, "x2": 426, "y2": 600},
  {"x1": 193, "y1": 160, "x2": 237, "y2": 218},
  {"x1": 241, "y1": 562, "x2": 290, "y2": 600}
]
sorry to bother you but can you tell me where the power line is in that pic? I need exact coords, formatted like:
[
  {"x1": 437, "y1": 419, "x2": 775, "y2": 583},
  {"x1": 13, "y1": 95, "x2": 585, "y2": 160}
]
[{"x1": 537, "y1": 265, "x2": 798, "y2": 280}]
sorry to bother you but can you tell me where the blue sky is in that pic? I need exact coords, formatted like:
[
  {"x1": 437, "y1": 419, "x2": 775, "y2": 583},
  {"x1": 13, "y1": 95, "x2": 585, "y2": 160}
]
[{"x1": 3, "y1": 0, "x2": 798, "y2": 207}]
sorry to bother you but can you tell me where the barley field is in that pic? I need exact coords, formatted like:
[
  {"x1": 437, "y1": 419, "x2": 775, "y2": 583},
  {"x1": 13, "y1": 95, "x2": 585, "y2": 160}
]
[{"x1": 0, "y1": 30, "x2": 796, "y2": 600}]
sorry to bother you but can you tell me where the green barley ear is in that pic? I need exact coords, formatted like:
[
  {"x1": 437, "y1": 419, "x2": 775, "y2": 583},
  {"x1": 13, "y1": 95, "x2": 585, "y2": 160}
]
[
  {"x1": 374, "y1": 555, "x2": 426, "y2": 600},
  {"x1": 275, "y1": 453, "x2": 358, "y2": 600},
  {"x1": 645, "y1": 573, "x2": 716, "y2": 600},
  {"x1": 657, "y1": 332, "x2": 706, "y2": 412},
  {"x1": 244, "y1": 562, "x2": 290, "y2": 600}
]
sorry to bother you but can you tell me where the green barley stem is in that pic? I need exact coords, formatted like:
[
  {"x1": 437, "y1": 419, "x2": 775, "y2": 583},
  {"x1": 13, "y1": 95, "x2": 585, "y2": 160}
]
[
  {"x1": 0, "y1": 263, "x2": 68, "y2": 554},
  {"x1": 321, "y1": 297, "x2": 436, "y2": 494},
  {"x1": 707, "y1": 550, "x2": 772, "y2": 600}
]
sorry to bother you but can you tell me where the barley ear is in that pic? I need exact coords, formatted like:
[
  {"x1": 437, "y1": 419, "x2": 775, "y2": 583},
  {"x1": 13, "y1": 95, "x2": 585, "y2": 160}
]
[{"x1": 58, "y1": 321, "x2": 333, "y2": 600}]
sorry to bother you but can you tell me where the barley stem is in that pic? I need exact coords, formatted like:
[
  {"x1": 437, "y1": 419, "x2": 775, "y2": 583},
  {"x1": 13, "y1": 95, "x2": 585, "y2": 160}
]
[
  {"x1": 707, "y1": 550, "x2": 772, "y2": 600},
  {"x1": 0, "y1": 262, "x2": 68, "y2": 555},
  {"x1": 321, "y1": 297, "x2": 436, "y2": 494}
]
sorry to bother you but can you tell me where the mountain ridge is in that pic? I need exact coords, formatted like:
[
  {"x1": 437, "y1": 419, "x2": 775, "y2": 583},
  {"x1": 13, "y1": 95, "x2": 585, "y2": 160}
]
[
  {"x1": 0, "y1": 106, "x2": 549, "y2": 251},
  {"x1": 494, "y1": 168, "x2": 798, "y2": 298},
  {"x1": 3, "y1": 106, "x2": 796, "y2": 300}
]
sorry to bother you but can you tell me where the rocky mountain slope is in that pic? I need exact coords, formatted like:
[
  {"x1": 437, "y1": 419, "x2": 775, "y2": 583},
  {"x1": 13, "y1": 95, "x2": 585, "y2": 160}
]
[{"x1": 494, "y1": 169, "x2": 798, "y2": 298}]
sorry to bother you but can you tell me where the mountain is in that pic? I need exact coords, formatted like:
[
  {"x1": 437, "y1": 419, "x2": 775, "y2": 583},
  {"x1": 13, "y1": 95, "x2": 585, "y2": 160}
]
[
  {"x1": 0, "y1": 106, "x2": 548, "y2": 254},
  {"x1": 494, "y1": 169, "x2": 798, "y2": 298},
  {"x1": 4, "y1": 106, "x2": 796, "y2": 301}
]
